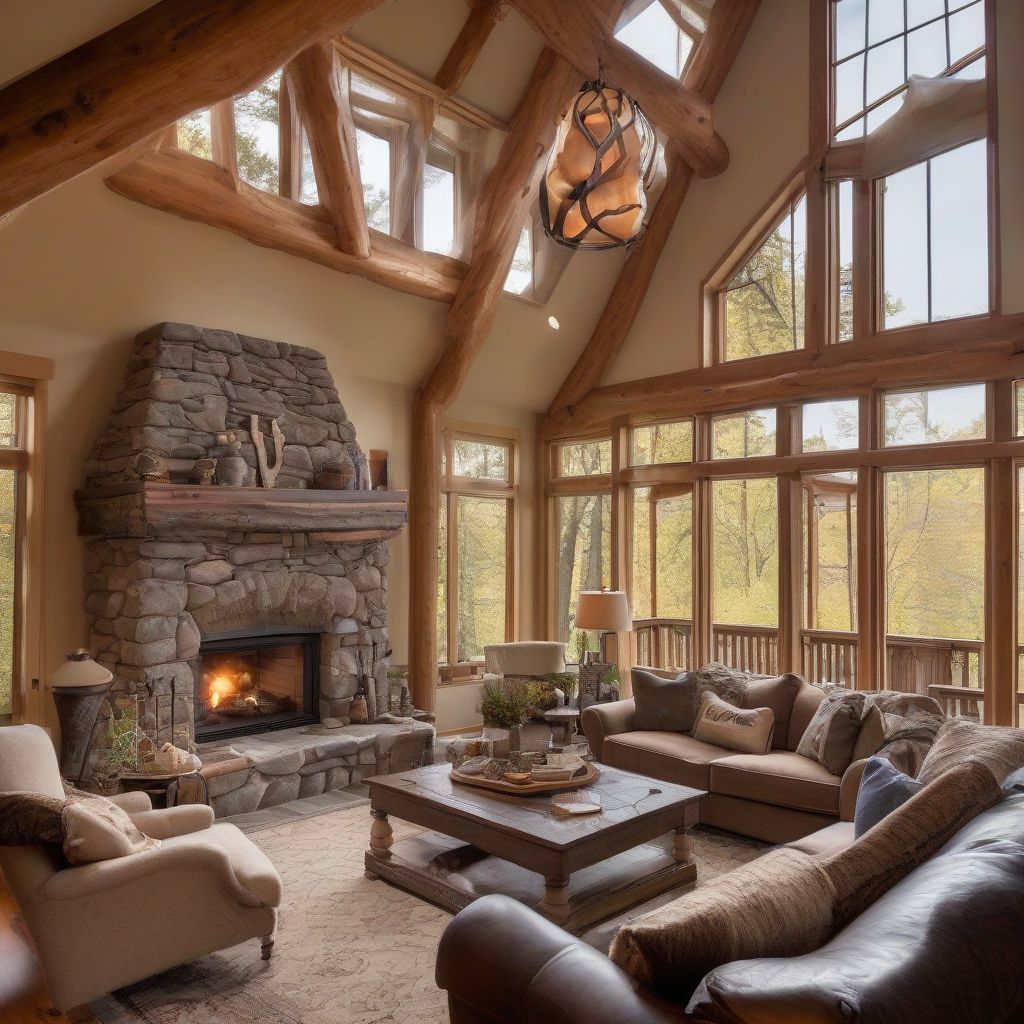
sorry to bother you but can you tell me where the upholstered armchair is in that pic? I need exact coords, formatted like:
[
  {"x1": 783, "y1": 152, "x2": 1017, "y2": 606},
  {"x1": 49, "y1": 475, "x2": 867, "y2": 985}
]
[{"x1": 0, "y1": 724, "x2": 281, "y2": 1011}]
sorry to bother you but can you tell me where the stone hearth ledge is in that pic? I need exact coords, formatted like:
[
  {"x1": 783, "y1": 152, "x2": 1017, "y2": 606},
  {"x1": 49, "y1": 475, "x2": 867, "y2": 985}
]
[{"x1": 199, "y1": 721, "x2": 435, "y2": 817}]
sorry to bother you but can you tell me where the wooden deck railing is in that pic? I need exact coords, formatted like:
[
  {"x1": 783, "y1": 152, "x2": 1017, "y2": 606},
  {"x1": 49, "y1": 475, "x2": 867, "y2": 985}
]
[
  {"x1": 711, "y1": 624, "x2": 779, "y2": 674},
  {"x1": 632, "y1": 618, "x2": 692, "y2": 672},
  {"x1": 633, "y1": 620, "x2": 1005, "y2": 722}
]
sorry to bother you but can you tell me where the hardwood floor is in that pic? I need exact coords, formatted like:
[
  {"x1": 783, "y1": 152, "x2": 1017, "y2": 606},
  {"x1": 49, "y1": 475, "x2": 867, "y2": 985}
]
[{"x1": 0, "y1": 879, "x2": 99, "y2": 1024}]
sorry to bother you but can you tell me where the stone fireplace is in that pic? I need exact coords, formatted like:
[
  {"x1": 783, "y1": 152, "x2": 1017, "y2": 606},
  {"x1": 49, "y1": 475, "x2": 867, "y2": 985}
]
[{"x1": 74, "y1": 322, "x2": 421, "y2": 787}]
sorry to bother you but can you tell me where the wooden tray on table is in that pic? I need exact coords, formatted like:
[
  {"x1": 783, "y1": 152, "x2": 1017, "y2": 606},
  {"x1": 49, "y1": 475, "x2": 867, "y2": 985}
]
[{"x1": 449, "y1": 760, "x2": 600, "y2": 795}]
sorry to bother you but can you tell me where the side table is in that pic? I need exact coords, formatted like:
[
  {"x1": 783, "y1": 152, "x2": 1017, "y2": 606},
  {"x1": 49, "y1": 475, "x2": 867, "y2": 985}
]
[{"x1": 544, "y1": 707, "x2": 581, "y2": 750}]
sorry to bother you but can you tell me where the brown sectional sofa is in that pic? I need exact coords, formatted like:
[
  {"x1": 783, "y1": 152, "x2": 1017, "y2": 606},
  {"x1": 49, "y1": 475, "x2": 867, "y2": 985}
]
[
  {"x1": 582, "y1": 675, "x2": 867, "y2": 843},
  {"x1": 436, "y1": 786, "x2": 1024, "y2": 1023}
]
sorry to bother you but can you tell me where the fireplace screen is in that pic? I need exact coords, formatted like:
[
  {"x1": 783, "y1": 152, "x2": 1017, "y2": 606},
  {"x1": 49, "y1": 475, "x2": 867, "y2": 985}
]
[{"x1": 195, "y1": 631, "x2": 319, "y2": 741}]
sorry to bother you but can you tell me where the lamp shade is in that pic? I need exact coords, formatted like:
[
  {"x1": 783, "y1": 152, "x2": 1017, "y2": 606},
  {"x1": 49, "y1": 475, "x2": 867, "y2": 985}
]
[
  {"x1": 51, "y1": 649, "x2": 113, "y2": 690},
  {"x1": 540, "y1": 83, "x2": 656, "y2": 251},
  {"x1": 575, "y1": 590, "x2": 632, "y2": 632}
]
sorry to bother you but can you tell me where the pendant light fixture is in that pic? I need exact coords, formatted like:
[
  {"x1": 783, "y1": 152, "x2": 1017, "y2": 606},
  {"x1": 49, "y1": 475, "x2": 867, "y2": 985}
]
[{"x1": 540, "y1": 81, "x2": 657, "y2": 251}]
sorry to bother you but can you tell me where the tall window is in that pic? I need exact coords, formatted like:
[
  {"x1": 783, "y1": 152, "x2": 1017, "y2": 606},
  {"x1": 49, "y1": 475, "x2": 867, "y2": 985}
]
[
  {"x1": 631, "y1": 486, "x2": 693, "y2": 668},
  {"x1": 832, "y1": 0, "x2": 986, "y2": 140},
  {"x1": 721, "y1": 194, "x2": 807, "y2": 362},
  {"x1": 438, "y1": 430, "x2": 517, "y2": 665},
  {"x1": 0, "y1": 375, "x2": 42, "y2": 727},
  {"x1": 234, "y1": 70, "x2": 283, "y2": 193},
  {"x1": 0, "y1": 390, "x2": 19, "y2": 722},
  {"x1": 881, "y1": 139, "x2": 989, "y2": 327},
  {"x1": 355, "y1": 125, "x2": 392, "y2": 233},
  {"x1": 712, "y1": 477, "x2": 779, "y2": 672},
  {"x1": 556, "y1": 494, "x2": 611, "y2": 652},
  {"x1": 885, "y1": 467, "x2": 985, "y2": 712},
  {"x1": 802, "y1": 471, "x2": 859, "y2": 684}
]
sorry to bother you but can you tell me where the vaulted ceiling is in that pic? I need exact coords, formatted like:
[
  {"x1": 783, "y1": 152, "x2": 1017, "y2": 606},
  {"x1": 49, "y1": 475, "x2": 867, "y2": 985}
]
[{"x1": 0, "y1": 0, "x2": 764, "y2": 416}]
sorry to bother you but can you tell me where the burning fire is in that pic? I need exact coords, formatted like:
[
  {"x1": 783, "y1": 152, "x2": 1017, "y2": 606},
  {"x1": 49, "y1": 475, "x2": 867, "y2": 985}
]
[{"x1": 208, "y1": 674, "x2": 238, "y2": 710}]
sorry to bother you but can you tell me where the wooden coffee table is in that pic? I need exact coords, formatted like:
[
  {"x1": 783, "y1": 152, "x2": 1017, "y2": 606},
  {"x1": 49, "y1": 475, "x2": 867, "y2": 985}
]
[{"x1": 364, "y1": 762, "x2": 704, "y2": 933}]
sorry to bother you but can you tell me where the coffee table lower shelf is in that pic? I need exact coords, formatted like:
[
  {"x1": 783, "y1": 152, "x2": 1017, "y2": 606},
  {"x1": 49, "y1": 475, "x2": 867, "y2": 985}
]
[{"x1": 364, "y1": 831, "x2": 696, "y2": 935}]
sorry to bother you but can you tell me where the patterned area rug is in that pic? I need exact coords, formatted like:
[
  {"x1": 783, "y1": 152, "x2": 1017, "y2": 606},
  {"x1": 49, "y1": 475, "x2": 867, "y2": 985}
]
[{"x1": 91, "y1": 804, "x2": 765, "y2": 1024}]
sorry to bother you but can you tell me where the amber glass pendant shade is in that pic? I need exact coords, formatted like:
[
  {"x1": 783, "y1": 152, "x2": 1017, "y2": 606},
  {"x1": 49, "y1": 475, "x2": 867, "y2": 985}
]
[{"x1": 540, "y1": 82, "x2": 656, "y2": 251}]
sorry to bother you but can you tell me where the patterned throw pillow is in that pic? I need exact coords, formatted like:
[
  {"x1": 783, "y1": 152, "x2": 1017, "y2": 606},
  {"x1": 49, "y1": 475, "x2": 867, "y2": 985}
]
[
  {"x1": 0, "y1": 792, "x2": 67, "y2": 846},
  {"x1": 62, "y1": 795, "x2": 161, "y2": 866},
  {"x1": 796, "y1": 687, "x2": 866, "y2": 776},
  {"x1": 853, "y1": 756, "x2": 923, "y2": 838},
  {"x1": 610, "y1": 847, "x2": 835, "y2": 1001},
  {"x1": 692, "y1": 691, "x2": 774, "y2": 755},
  {"x1": 918, "y1": 717, "x2": 1024, "y2": 787},
  {"x1": 631, "y1": 669, "x2": 703, "y2": 733}
]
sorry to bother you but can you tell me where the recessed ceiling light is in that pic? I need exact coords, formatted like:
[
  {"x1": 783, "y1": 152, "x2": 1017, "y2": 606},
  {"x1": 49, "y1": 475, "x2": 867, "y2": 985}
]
[{"x1": 548, "y1": 315, "x2": 561, "y2": 330}]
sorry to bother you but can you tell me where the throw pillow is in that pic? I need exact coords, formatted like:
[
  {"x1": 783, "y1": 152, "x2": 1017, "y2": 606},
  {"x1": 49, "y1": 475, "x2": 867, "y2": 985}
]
[
  {"x1": 796, "y1": 687, "x2": 866, "y2": 776},
  {"x1": 0, "y1": 791, "x2": 66, "y2": 846},
  {"x1": 62, "y1": 795, "x2": 160, "y2": 866},
  {"x1": 851, "y1": 704, "x2": 886, "y2": 762},
  {"x1": 918, "y1": 717, "x2": 1024, "y2": 787},
  {"x1": 853, "y1": 756, "x2": 923, "y2": 838},
  {"x1": 692, "y1": 691, "x2": 774, "y2": 755},
  {"x1": 631, "y1": 669, "x2": 702, "y2": 733},
  {"x1": 742, "y1": 673, "x2": 802, "y2": 750},
  {"x1": 609, "y1": 847, "x2": 835, "y2": 1002},
  {"x1": 689, "y1": 663, "x2": 751, "y2": 708},
  {"x1": 823, "y1": 759, "x2": 1002, "y2": 927}
]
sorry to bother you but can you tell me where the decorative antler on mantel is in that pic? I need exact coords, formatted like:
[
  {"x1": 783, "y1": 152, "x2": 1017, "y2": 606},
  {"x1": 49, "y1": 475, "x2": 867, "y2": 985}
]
[{"x1": 251, "y1": 415, "x2": 285, "y2": 488}]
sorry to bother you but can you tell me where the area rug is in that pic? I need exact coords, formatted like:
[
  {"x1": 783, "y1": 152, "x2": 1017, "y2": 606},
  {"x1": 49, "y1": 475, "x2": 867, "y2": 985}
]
[{"x1": 91, "y1": 804, "x2": 765, "y2": 1024}]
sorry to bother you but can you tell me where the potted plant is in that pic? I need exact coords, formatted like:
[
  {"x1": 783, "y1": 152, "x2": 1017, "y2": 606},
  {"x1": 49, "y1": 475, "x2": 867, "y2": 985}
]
[{"x1": 478, "y1": 678, "x2": 532, "y2": 753}]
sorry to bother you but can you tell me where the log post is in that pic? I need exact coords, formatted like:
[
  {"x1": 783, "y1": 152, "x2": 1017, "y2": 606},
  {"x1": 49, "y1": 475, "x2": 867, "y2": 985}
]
[
  {"x1": 286, "y1": 42, "x2": 371, "y2": 258},
  {"x1": 435, "y1": 0, "x2": 508, "y2": 97},
  {"x1": 408, "y1": 49, "x2": 577, "y2": 711}
]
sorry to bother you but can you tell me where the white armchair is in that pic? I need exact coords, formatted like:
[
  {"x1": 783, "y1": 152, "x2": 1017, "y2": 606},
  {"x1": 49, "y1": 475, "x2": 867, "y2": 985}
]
[{"x1": 0, "y1": 724, "x2": 281, "y2": 1011}]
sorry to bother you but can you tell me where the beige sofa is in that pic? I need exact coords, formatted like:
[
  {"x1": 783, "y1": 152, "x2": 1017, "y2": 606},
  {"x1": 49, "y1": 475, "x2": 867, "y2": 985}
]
[
  {"x1": 582, "y1": 675, "x2": 870, "y2": 843},
  {"x1": 0, "y1": 725, "x2": 282, "y2": 1011}
]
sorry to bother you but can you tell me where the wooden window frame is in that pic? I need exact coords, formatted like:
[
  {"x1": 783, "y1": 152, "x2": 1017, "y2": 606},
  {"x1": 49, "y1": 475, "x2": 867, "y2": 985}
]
[
  {"x1": 438, "y1": 421, "x2": 520, "y2": 673},
  {"x1": 0, "y1": 352, "x2": 52, "y2": 726},
  {"x1": 543, "y1": 379, "x2": 1024, "y2": 722},
  {"x1": 628, "y1": 415, "x2": 695, "y2": 468},
  {"x1": 699, "y1": 163, "x2": 809, "y2": 368},
  {"x1": 822, "y1": 0, "x2": 999, "y2": 345},
  {"x1": 168, "y1": 39, "x2": 503, "y2": 263}
]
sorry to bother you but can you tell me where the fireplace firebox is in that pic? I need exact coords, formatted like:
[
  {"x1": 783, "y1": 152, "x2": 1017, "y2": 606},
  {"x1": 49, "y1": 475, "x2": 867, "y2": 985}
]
[{"x1": 195, "y1": 630, "x2": 320, "y2": 742}]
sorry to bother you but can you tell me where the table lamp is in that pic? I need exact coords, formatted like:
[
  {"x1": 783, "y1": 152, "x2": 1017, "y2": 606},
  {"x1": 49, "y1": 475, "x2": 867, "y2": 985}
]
[
  {"x1": 574, "y1": 589, "x2": 632, "y2": 664},
  {"x1": 50, "y1": 649, "x2": 113, "y2": 781}
]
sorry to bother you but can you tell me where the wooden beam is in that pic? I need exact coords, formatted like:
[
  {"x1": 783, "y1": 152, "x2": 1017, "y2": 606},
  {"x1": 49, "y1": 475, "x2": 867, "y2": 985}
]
[
  {"x1": 682, "y1": 0, "x2": 760, "y2": 99},
  {"x1": 429, "y1": 49, "x2": 579, "y2": 408},
  {"x1": 435, "y1": 0, "x2": 507, "y2": 97},
  {"x1": 209, "y1": 100, "x2": 239, "y2": 182},
  {"x1": 545, "y1": 0, "x2": 760, "y2": 418},
  {"x1": 286, "y1": 42, "x2": 371, "y2": 258},
  {"x1": 542, "y1": 315, "x2": 1024, "y2": 438},
  {"x1": 508, "y1": 0, "x2": 728, "y2": 176},
  {"x1": 0, "y1": 0, "x2": 390, "y2": 217},
  {"x1": 408, "y1": 49, "x2": 578, "y2": 711},
  {"x1": 106, "y1": 148, "x2": 466, "y2": 302}
]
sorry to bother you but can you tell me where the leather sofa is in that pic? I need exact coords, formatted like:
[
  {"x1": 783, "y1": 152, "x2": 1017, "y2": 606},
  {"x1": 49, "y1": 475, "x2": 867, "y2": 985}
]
[
  {"x1": 581, "y1": 675, "x2": 869, "y2": 843},
  {"x1": 437, "y1": 786, "x2": 1024, "y2": 1023}
]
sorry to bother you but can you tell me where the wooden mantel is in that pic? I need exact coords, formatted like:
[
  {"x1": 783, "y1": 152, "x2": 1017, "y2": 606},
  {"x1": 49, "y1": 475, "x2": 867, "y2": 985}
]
[{"x1": 75, "y1": 483, "x2": 408, "y2": 539}]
